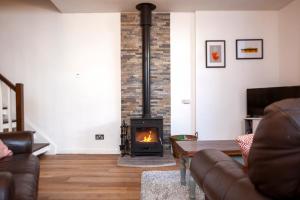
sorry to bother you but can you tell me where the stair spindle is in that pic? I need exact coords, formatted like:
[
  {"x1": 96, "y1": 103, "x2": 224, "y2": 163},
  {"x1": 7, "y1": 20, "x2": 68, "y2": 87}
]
[
  {"x1": 0, "y1": 82, "x2": 3, "y2": 131},
  {"x1": 6, "y1": 87, "x2": 12, "y2": 131}
]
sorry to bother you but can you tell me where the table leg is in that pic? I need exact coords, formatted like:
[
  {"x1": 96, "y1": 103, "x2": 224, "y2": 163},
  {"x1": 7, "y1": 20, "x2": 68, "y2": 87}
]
[
  {"x1": 189, "y1": 175, "x2": 196, "y2": 200},
  {"x1": 180, "y1": 157, "x2": 192, "y2": 186},
  {"x1": 180, "y1": 157, "x2": 187, "y2": 185}
]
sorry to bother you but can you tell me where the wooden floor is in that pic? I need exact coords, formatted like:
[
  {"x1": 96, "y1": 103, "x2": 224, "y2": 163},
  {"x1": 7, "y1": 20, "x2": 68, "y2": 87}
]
[{"x1": 39, "y1": 154, "x2": 179, "y2": 200}]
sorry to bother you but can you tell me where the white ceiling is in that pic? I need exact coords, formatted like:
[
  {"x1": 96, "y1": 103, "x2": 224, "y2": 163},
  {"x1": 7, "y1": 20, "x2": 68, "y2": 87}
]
[{"x1": 50, "y1": 0, "x2": 294, "y2": 13}]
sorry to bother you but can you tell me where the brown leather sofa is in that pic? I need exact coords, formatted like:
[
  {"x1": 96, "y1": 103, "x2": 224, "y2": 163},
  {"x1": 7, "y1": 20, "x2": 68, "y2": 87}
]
[
  {"x1": 0, "y1": 132, "x2": 39, "y2": 200},
  {"x1": 190, "y1": 98, "x2": 300, "y2": 200}
]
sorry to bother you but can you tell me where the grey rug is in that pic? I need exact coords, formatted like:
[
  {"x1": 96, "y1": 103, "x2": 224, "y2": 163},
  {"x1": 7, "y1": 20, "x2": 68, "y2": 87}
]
[
  {"x1": 117, "y1": 152, "x2": 176, "y2": 167},
  {"x1": 141, "y1": 170, "x2": 204, "y2": 200}
]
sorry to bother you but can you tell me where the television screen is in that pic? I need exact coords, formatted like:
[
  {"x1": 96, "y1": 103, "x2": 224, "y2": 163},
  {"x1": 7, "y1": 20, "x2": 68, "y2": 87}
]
[{"x1": 247, "y1": 86, "x2": 300, "y2": 117}]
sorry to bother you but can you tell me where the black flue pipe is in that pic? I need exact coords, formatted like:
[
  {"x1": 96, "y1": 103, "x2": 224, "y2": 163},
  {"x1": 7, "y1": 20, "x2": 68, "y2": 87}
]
[{"x1": 136, "y1": 3, "x2": 156, "y2": 118}]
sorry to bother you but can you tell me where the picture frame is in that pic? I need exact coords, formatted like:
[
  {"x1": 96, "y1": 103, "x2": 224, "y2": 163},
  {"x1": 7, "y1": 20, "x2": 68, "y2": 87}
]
[
  {"x1": 206, "y1": 40, "x2": 226, "y2": 68},
  {"x1": 236, "y1": 39, "x2": 263, "y2": 59}
]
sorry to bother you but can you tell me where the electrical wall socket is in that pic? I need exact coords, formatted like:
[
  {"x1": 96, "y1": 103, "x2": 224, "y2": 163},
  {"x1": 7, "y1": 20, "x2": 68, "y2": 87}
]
[{"x1": 95, "y1": 134, "x2": 104, "y2": 140}]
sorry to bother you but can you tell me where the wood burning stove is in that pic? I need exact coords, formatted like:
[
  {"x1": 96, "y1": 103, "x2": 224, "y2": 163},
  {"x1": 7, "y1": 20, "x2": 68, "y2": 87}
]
[
  {"x1": 131, "y1": 118, "x2": 163, "y2": 156},
  {"x1": 130, "y1": 3, "x2": 164, "y2": 157},
  {"x1": 119, "y1": 3, "x2": 164, "y2": 157}
]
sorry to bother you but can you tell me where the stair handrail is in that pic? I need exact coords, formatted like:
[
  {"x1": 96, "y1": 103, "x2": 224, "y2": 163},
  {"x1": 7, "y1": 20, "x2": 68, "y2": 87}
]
[
  {"x1": 0, "y1": 73, "x2": 15, "y2": 90},
  {"x1": 0, "y1": 73, "x2": 24, "y2": 131}
]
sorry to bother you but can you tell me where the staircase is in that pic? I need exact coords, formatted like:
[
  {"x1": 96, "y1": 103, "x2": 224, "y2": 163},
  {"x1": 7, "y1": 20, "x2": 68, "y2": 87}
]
[{"x1": 0, "y1": 73, "x2": 50, "y2": 156}]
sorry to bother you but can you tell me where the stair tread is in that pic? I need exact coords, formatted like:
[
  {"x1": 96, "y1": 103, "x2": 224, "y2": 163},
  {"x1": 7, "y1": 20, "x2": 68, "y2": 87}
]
[
  {"x1": 33, "y1": 143, "x2": 50, "y2": 152},
  {"x1": 2, "y1": 130, "x2": 36, "y2": 134}
]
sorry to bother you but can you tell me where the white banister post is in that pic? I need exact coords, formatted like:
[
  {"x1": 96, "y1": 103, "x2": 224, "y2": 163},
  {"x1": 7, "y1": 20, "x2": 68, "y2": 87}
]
[
  {"x1": 6, "y1": 87, "x2": 12, "y2": 131},
  {"x1": 0, "y1": 82, "x2": 3, "y2": 132}
]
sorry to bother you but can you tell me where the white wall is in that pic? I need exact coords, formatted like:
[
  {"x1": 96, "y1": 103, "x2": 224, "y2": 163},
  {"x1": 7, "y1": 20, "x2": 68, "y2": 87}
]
[
  {"x1": 279, "y1": 0, "x2": 300, "y2": 85},
  {"x1": 1, "y1": 0, "x2": 298, "y2": 152},
  {"x1": 170, "y1": 12, "x2": 196, "y2": 135},
  {"x1": 195, "y1": 11, "x2": 280, "y2": 140},
  {"x1": 0, "y1": 0, "x2": 121, "y2": 154}
]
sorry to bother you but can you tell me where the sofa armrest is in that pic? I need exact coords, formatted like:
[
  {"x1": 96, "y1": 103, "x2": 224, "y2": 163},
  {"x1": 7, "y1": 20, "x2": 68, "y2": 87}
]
[
  {"x1": 0, "y1": 172, "x2": 14, "y2": 200},
  {"x1": 190, "y1": 149, "x2": 270, "y2": 200},
  {"x1": 0, "y1": 131, "x2": 33, "y2": 154}
]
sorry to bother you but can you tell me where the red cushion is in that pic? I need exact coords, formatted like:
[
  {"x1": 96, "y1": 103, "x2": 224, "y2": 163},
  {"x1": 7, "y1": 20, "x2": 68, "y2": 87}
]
[
  {"x1": 0, "y1": 139, "x2": 13, "y2": 159},
  {"x1": 235, "y1": 134, "x2": 254, "y2": 166}
]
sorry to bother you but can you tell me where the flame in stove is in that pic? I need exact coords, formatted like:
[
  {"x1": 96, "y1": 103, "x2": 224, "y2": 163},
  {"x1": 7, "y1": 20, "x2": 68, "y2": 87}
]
[{"x1": 142, "y1": 131, "x2": 153, "y2": 142}]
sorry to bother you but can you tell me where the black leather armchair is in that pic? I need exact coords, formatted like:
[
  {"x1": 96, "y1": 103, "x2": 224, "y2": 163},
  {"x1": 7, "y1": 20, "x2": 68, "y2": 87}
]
[{"x1": 0, "y1": 131, "x2": 39, "y2": 200}]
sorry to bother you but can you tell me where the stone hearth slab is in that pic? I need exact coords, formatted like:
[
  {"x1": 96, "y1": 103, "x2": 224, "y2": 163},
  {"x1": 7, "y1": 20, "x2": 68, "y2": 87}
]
[{"x1": 117, "y1": 151, "x2": 176, "y2": 167}]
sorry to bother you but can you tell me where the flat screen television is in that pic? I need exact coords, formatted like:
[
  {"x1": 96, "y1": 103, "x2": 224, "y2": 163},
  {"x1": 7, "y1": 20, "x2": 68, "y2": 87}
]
[{"x1": 247, "y1": 85, "x2": 300, "y2": 117}]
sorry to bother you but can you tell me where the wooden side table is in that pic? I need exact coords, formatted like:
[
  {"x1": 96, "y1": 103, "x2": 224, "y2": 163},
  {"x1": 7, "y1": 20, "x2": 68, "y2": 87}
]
[{"x1": 174, "y1": 140, "x2": 241, "y2": 186}]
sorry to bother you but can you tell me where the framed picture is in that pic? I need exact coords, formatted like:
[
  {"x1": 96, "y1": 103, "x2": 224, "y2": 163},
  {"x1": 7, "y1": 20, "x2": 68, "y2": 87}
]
[
  {"x1": 206, "y1": 40, "x2": 226, "y2": 68},
  {"x1": 236, "y1": 39, "x2": 263, "y2": 59}
]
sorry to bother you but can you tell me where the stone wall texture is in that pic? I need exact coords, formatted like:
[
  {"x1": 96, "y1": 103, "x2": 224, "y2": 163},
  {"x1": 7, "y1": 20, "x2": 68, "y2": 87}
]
[{"x1": 121, "y1": 13, "x2": 171, "y2": 144}]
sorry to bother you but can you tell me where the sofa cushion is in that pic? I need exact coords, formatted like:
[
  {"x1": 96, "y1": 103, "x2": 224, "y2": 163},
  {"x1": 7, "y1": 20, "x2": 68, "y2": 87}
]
[
  {"x1": 0, "y1": 172, "x2": 14, "y2": 200},
  {"x1": 13, "y1": 174, "x2": 37, "y2": 200},
  {"x1": 0, "y1": 154, "x2": 39, "y2": 180},
  {"x1": 224, "y1": 177, "x2": 270, "y2": 200},
  {"x1": 248, "y1": 98, "x2": 300, "y2": 199},
  {"x1": 235, "y1": 134, "x2": 254, "y2": 166}
]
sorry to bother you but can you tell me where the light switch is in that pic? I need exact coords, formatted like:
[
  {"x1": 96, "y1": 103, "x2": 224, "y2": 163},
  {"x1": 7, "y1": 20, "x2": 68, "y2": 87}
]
[{"x1": 182, "y1": 99, "x2": 191, "y2": 104}]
